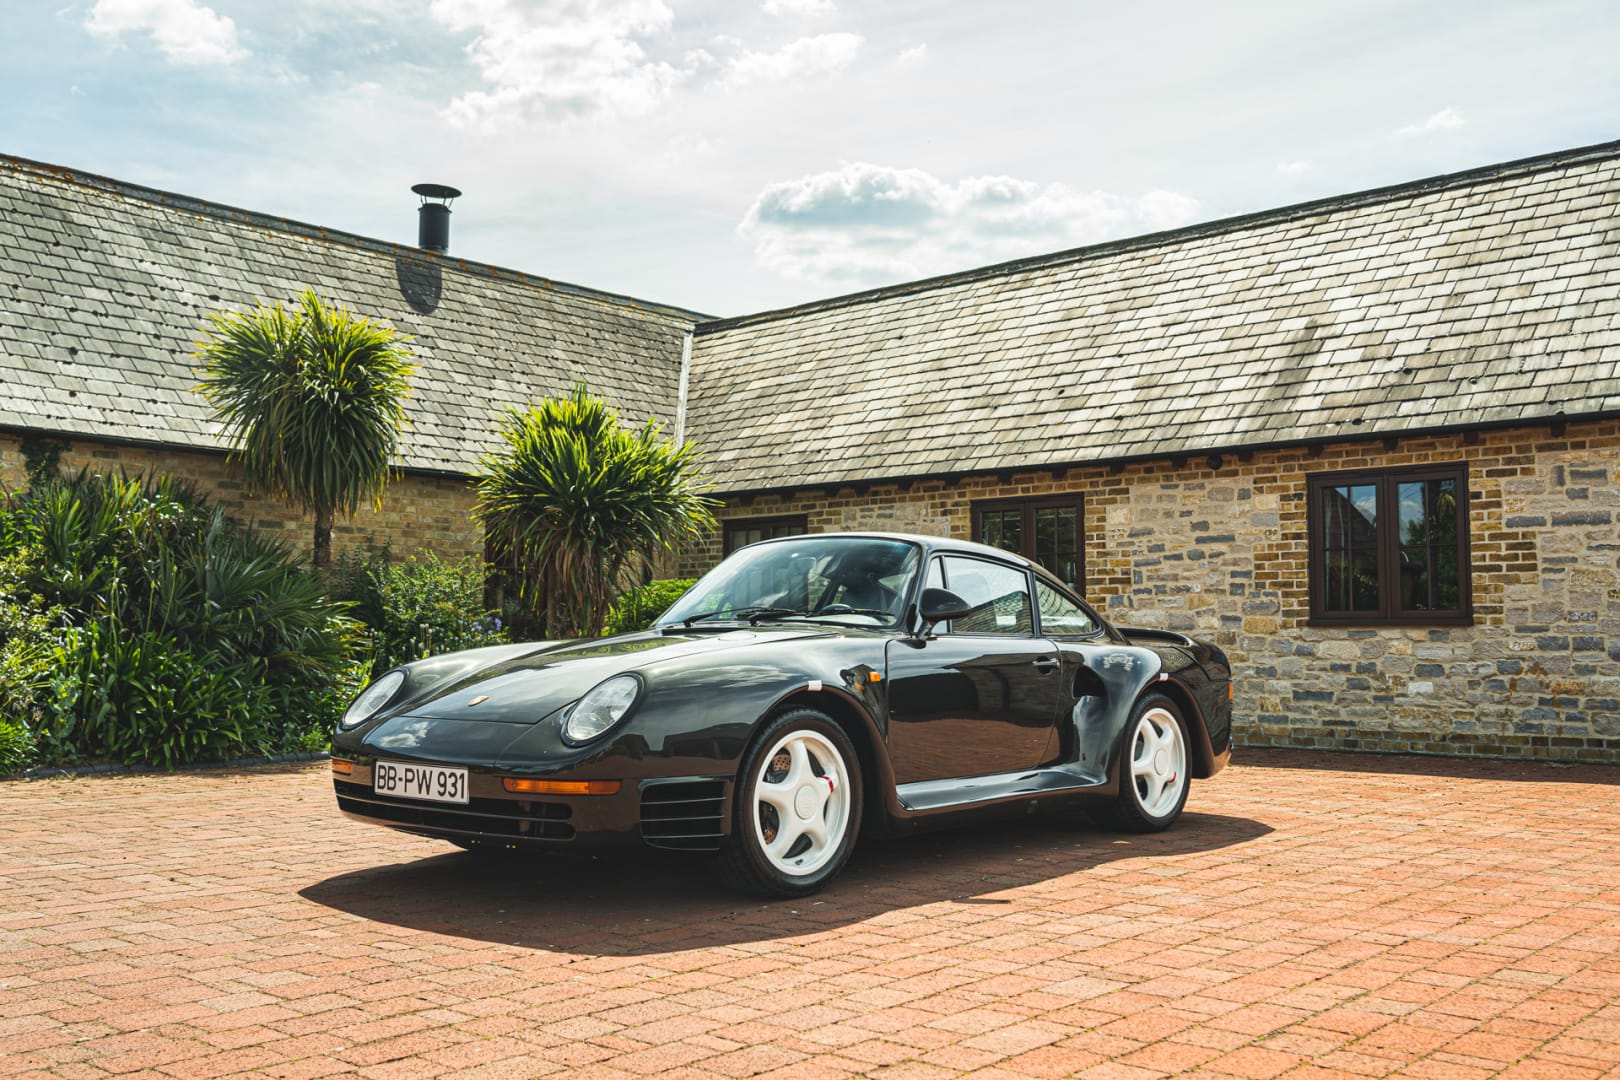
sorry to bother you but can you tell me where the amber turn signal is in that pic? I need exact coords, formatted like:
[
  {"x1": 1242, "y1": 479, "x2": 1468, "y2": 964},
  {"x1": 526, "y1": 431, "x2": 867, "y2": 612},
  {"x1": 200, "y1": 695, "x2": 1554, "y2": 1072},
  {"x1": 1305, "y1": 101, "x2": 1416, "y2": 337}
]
[
  {"x1": 868, "y1": 670, "x2": 882, "y2": 682},
  {"x1": 502, "y1": 778, "x2": 621, "y2": 796},
  {"x1": 331, "y1": 759, "x2": 354, "y2": 776}
]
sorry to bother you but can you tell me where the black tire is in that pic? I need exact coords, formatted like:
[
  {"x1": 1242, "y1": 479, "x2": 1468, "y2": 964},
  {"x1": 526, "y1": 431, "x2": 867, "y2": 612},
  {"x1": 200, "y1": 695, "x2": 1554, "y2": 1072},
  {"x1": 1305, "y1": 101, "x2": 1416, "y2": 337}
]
[
  {"x1": 720, "y1": 707, "x2": 863, "y2": 898},
  {"x1": 1102, "y1": 693, "x2": 1191, "y2": 833}
]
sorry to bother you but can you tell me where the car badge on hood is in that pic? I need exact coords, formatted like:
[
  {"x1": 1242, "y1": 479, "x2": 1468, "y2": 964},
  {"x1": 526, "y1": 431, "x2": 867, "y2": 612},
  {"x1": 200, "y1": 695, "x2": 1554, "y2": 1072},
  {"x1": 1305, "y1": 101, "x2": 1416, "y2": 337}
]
[{"x1": 466, "y1": 695, "x2": 489, "y2": 707}]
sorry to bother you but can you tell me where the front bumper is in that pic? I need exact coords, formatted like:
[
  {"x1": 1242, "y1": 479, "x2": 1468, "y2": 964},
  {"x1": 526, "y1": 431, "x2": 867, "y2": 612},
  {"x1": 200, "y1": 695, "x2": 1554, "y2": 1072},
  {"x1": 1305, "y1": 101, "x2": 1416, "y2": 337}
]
[{"x1": 333, "y1": 760, "x2": 732, "y2": 853}]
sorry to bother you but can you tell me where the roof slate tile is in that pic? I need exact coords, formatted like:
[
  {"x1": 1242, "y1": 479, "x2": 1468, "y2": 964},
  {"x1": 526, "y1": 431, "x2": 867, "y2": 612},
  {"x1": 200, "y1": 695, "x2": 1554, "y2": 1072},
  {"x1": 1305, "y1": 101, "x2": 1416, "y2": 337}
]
[{"x1": 688, "y1": 142, "x2": 1620, "y2": 492}]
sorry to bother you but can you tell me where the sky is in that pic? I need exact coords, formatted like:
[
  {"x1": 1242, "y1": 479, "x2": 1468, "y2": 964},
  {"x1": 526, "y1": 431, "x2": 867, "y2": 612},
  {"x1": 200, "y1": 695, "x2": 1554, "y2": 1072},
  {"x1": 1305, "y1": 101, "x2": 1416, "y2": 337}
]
[{"x1": 7, "y1": 0, "x2": 1620, "y2": 317}]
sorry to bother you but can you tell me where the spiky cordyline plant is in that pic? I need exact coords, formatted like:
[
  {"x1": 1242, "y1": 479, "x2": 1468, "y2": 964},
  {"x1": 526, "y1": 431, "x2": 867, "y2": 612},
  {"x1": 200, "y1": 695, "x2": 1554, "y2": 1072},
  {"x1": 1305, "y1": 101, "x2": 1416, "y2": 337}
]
[
  {"x1": 195, "y1": 290, "x2": 415, "y2": 568},
  {"x1": 476, "y1": 384, "x2": 717, "y2": 639}
]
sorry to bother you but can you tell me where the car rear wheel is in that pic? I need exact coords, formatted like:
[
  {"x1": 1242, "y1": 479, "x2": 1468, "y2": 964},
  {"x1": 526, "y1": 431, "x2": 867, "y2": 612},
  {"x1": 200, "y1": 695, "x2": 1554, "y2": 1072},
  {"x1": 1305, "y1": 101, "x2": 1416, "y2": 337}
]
[
  {"x1": 1103, "y1": 693, "x2": 1190, "y2": 832},
  {"x1": 721, "y1": 707, "x2": 862, "y2": 897}
]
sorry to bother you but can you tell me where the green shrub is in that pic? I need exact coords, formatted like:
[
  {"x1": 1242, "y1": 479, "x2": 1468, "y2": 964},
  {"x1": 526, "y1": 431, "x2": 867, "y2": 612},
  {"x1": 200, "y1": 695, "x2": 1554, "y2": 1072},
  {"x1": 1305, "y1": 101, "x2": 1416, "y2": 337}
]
[
  {"x1": 0, "y1": 720, "x2": 34, "y2": 775},
  {"x1": 0, "y1": 469, "x2": 362, "y2": 768},
  {"x1": 331, "y1": 545, "x2": 506, "y2": 677},
  {"x1": 604, "y1": 579, "x2": 695, "y2": 634},
  {"x1": 0, "y1": 552, "x2": 66, "y2": 731}
]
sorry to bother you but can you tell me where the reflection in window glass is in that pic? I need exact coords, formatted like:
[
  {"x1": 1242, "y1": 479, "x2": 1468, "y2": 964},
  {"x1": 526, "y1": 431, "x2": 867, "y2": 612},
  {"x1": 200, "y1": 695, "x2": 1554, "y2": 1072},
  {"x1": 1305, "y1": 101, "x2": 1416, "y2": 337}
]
[
  {"x1": 939, "y1": 557, "x2": 1032, "y2": 636},
  {"x1": 1398, "y1": 477, "x2": 1461, "y2": 611},
  {"x1": 1308, "y1": 466, "x2": 1469, "y2": 624},
  {"x1": 1035, "y1": 581, "x2": 1098, "y2": 636},
  {"x1": 1320, "y1": 483, "x2": 1379, "y2": 613}
]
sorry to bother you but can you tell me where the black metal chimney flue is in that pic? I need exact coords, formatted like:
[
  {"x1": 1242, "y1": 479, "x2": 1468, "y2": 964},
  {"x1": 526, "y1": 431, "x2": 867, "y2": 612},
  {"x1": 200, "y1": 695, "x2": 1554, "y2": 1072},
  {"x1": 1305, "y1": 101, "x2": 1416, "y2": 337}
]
[{"x1": 412, "y1": 183, "x2": 461, "y2": 253}]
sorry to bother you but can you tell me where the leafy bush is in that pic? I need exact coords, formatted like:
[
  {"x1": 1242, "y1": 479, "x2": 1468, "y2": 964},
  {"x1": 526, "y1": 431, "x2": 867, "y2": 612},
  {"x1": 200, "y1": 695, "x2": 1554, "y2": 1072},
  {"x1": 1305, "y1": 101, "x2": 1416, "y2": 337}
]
[
  {"x1": 0, "y1": 721, "x2": 34, "y2": 775},
  {"x1": 331, "y1": 545, "x2": 506, "y2": 677},
  {"x1": 604, "y1": 579, "x2": 695, "y2": 634},
  {"x1": 0, "y1": 469, "x2": 362, "y2": 767},
  {"x1": 0, "y1": 552, "x2": 66, "y2": 733}
]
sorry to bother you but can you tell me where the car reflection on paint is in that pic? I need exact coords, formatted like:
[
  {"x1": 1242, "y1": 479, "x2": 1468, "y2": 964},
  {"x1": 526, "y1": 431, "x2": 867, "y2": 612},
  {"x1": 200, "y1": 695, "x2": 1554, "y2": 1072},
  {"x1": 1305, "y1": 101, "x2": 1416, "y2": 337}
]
[{"x1": 330, "y1": 533, "x2": 1233, "y2": 897}]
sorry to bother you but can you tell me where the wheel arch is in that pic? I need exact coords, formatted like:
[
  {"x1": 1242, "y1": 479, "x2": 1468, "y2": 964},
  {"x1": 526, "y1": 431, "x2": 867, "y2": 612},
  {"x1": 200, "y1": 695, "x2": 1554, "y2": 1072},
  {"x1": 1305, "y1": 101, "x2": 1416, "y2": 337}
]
[
  {"x1": 1131, "y1": 676, "x2": 1222, "y2": 780},
  {"x1": 769, "y1": 688, "x2": 897, "y2": 836}
]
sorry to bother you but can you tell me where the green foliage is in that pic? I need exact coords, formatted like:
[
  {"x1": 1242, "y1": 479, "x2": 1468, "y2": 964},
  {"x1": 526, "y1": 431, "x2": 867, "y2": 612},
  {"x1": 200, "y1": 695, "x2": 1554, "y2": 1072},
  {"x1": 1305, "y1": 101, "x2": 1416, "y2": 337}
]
[
  {"x1": 476, "y1": 384, "x2": 716, "y2": 638},
  {"x1": 605, "y1": 579, "x2": 695, "y2": 634},
  {"x1": 0, "y1": 469, "x2": 362, "y2": 768},
  {"x1": 195, "y1": 289, "x2": 416, "y2": 568},
  {"x1": 0, "y1": 552, "x2": 66, "y2": 734},
  {"x1": 330, "y1": 544, "x2": 506, "y2": 677},
  {"x1": 0, "y1": 720, "x2": 32, "y2": 775}
]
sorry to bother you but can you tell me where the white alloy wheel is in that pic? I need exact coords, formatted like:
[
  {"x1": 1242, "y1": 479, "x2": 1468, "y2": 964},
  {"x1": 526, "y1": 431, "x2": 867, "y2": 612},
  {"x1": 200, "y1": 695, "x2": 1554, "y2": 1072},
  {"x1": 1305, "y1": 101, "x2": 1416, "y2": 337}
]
[
  {"x1": 750, "y1": 728, "x2": 853, "y2": 877},
  {"x1": 1128, "y1": 705, "x2": 1187, "y2": 818}
]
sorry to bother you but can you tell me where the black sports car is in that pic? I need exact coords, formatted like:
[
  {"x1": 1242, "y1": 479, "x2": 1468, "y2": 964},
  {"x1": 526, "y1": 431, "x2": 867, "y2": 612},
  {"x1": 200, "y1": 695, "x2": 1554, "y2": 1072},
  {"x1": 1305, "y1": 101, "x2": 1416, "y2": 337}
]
[{"x1": 332, "y1": 533, "x2": 1232, "y2": 896}]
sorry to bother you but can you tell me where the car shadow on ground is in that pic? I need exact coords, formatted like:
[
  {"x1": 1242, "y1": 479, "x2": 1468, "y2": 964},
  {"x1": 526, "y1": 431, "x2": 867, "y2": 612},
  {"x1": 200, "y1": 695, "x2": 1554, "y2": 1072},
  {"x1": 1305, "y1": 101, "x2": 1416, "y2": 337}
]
[
  {"x1": 1238, "y1": 747, "x2": 1620, "y2": 784},
  {"x1": 299, "y1": 810, "x2": 1272, "y2": 955}
]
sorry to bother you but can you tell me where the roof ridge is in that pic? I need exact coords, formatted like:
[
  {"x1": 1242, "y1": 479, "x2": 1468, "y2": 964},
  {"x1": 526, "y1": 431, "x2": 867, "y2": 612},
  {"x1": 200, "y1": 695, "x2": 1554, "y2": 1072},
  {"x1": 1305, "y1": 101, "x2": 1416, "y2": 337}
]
[
  {"x1": 0, "y1": 153, "x2": 711, "y2": 326},
  {"x1": 694, "y1": 137, "x2": 1620, "y2": 336}
]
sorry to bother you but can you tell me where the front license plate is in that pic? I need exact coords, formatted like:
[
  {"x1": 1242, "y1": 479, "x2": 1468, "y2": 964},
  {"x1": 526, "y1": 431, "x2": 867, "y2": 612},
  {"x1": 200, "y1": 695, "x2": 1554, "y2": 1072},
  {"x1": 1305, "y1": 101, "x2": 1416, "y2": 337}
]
[{"x1": 373, "y1": 761, "x2": 469, "y2": 805}]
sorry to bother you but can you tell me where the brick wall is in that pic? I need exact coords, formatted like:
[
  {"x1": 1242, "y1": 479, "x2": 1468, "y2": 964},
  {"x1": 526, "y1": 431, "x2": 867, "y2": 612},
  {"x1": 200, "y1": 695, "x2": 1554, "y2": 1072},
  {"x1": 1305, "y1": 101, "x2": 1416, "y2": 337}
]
[
  {"x1": 688, "y1": 420, "x2": 1620, "y2": 762},
  {"x1": 0, "y1": 432, "x2": 483, "y2": 563}
]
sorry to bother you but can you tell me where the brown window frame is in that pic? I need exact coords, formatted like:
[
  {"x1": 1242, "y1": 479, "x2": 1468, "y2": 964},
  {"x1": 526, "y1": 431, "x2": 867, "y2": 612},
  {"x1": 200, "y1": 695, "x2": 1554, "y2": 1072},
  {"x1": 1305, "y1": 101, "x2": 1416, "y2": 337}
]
[
  {"x1": 722, "y1": 514, "x2": 809, "y2": 556},
  {"x1": 970, "y1": 494, "x2": 1085, "y2": 592},
  {"x1": 1306, "y1": 463, "x2": 1472, "y2": 627}
]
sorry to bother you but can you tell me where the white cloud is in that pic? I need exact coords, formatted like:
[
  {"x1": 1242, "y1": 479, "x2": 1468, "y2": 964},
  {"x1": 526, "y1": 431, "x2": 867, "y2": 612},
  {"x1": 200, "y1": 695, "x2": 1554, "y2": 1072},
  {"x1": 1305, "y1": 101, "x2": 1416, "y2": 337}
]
[
  {"x1": 431, "y1": 0, "x2": 681, "y2": 129},
  {"x1": 84, "y1": 0, "x2": 247, "y2": 64},
  {"x1": 896, "y1": 42, "x2": 927, "y2": 66},
  {"x1": 1276, "y1": 160, "x2": 1310, "y2": 175},
  {"x1": 1398, "y1": 106, "x2": 1466, "y2": 136},
  {"x1": 739, "y1": 162, "x2": 1202, "y2": 284},
  {"x1": 762, "y1": 0, "x2": 835, "y2": 14},
  {"x1": 721, "y1": 32, "x2": 862, "y2": 88}
]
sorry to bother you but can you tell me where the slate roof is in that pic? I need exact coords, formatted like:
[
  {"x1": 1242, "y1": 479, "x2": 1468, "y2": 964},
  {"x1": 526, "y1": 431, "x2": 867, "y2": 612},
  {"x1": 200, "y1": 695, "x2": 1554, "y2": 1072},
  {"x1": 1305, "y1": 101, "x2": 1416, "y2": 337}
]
[
  {"x1": 0, "y1": 155, "x2": 699, "y2": 475},
  {"x1": 687, "y1": 141, "x2": 1620, "y2": 494}
]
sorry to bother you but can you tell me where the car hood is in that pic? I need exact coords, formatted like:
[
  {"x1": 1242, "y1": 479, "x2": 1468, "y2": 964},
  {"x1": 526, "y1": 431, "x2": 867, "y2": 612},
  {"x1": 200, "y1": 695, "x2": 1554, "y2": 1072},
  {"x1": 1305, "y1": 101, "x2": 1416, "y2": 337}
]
[{"x1": 391, "y1": 626, "x2": 845, "y2": 725}]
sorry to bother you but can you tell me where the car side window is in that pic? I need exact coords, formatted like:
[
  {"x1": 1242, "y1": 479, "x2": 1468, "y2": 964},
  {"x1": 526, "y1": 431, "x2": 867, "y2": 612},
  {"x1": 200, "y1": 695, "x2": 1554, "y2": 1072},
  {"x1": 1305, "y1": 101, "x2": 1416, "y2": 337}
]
[
  {"x1": 1035, "y1": 580, "x2": 1100, "y2": 637},
  {"x1": 937, "y1": 555, "x2": 1033, "y2": 636}
]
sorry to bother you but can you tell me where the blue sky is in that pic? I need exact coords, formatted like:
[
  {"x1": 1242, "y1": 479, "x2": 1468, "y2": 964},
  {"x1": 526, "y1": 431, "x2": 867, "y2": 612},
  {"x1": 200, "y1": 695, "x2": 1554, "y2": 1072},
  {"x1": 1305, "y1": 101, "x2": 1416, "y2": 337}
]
[{"x1": 8, "y1": 0, "x2": 1620, "y2": 316}]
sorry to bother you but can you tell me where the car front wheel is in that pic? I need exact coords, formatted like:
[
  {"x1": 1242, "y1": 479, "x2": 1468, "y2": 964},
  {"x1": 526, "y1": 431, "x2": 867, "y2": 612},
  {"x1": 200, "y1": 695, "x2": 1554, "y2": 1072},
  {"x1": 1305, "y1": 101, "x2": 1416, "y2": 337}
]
[
  {"x1": 1103, "y1": 693, "x2": 1190, "y2": 832},
  {"x1": 721, "y1": 707, "x2": 862, "y2": 897}
]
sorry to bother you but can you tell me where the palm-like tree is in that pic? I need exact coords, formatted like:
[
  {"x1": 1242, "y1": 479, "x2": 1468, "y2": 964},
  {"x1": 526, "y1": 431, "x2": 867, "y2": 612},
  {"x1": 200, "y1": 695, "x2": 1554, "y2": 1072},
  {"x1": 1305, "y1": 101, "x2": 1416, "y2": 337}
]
[
  {"x1": 476, "y1": 384, "x2": 716, "y2": 638},
  {"x1": 196, "y1": 290, "x2": 415, "y2": 569}
]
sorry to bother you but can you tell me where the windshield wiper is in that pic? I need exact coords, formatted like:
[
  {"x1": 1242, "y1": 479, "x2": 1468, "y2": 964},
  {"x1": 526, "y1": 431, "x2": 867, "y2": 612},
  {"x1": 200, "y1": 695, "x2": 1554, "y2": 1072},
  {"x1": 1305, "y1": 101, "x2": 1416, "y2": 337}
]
[
  {"x1": 745, "y1": 606, "x2": 812, "y2": 624},
  {"x1": 680, "y1": 606, "x2": 808, "y2": 628}
]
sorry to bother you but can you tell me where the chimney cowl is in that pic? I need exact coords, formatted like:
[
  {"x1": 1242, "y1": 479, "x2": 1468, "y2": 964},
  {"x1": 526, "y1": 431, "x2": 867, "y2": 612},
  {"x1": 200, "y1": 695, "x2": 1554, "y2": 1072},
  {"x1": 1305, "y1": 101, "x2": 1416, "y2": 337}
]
[{"x1": 412, "y1": 183, "x2": 461, "y2": 253}]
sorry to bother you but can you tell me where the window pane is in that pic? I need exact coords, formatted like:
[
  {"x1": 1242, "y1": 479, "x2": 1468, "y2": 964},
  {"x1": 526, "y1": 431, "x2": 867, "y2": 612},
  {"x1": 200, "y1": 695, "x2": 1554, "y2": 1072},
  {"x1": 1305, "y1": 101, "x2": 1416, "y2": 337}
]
[
  {"x1": 1435, "y1": 547, "x2": 1460, "y2": 609},
  {"x1": 940, "y1": 557, "x2": 1032, "y2": 636},
  {"x1": 1396, "y1": 478, "x2": 1462, "y2": 614},
  {"x1": 1034, "y1": 508, "x2": 1056, "y2": 558},
  {"x1": 1321, "y1": 484, "x2": 1379, "y2": 612},
  {"x1": 1036, "y1": 580, "x2": 1097, "y2": 636},
  {"x1": 1324, "y1": 549, "x2": 1379, "y2": 612},
  {"x1": 1399, "y1": 546, "x2": 1430, "y2": 610},
  {"x1": 982, "y1": 509, "x2": 1022, "y2": 554}
]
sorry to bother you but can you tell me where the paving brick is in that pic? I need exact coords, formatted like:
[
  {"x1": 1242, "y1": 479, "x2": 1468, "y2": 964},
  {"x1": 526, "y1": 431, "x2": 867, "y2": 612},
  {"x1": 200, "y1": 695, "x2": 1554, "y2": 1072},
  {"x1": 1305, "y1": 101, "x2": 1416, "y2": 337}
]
[{"x1": 2, "y1": 753, "x2": 1619, "y2": 1077}]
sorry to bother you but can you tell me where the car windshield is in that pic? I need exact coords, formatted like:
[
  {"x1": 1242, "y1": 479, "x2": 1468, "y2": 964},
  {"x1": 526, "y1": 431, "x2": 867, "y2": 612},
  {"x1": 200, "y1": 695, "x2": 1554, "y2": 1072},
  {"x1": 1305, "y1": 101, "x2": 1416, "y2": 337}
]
[{"x1": 657, "y1": 537, "x2": 921, "y2": 629}]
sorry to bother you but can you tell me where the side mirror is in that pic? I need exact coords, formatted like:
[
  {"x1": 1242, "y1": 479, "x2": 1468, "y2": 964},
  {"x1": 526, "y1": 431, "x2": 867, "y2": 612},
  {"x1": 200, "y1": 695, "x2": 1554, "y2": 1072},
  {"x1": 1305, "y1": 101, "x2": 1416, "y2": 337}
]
[{"x1": 918, "y1": 587, "x2": 974, "y2": 631}]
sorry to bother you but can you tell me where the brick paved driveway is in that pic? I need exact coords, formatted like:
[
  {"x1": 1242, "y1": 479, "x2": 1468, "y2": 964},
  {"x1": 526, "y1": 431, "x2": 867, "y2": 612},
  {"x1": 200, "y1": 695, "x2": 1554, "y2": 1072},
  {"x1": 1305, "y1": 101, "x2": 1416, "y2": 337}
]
[{"x1": 2, "y1": 751, "x2": 1617, "y2": 1079}]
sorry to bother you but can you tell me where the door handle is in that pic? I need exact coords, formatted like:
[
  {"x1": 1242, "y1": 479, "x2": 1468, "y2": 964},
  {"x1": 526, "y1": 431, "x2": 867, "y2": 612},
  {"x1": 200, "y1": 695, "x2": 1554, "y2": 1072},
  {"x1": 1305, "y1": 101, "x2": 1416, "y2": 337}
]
[{"x1": 1031, "y1": 656, "x2": 1059, "y2": 673}]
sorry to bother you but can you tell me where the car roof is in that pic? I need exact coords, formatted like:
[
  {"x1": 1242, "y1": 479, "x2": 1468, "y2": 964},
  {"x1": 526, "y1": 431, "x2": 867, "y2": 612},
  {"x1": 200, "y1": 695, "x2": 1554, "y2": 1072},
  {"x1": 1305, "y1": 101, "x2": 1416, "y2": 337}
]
[{"x1": 749, "y1": 530, "x2": 1040, "y2": 570}]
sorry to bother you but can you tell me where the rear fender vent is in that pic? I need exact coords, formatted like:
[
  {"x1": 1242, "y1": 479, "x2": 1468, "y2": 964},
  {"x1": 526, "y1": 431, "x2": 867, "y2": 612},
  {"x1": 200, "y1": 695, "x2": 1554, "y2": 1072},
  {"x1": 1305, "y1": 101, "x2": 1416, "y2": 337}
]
[{"x1": 639, "y1": 778, "x2": 728, "y2": 852}]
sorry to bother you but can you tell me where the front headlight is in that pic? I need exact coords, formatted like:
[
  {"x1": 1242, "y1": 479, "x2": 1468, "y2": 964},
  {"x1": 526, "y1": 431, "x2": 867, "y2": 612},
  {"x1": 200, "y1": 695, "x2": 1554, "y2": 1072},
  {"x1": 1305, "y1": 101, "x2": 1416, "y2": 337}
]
[
  {"x1": 340, "y1": 670, "x2": 405, "y2": 730},
  {"x1": 562, "y1": 674, "x2": 641, "y2": 744}
]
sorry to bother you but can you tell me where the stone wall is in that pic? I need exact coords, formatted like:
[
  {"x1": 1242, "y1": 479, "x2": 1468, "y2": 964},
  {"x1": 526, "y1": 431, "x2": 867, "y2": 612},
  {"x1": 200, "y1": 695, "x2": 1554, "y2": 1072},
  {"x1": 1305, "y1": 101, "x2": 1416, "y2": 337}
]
[
  {"x1": 687, "y1": 420, "x2": 1620, "y2": 762},
  {"x1": 0, "y1": 432, "x2": 482, "y2": 564}
]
